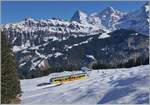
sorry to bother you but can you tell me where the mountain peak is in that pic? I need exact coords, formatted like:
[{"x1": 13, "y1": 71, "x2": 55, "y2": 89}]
[
  {"x1": 102, "y1": 6, "x2": 116, "y2": 13},
  {"x1": 25, "y1": 17, "x2": 35, "y2": 21},
  {"x1": 76, "y1": 9, "x2": 84, "y2": 13},
  {"x1": 106, "y1": 6, "x2": 114, "y2": 11},
  {"x1": 96, "y1": 7, "x2": 124, "y2": 30},
  {"x1": 75, "y1": 9, "x2": 87, "y2": 16},
  {"x1": 144, "y1": 1, "x2": 149, "y2": 6},
  {"x1": 24, "y1": 17, "x2": 38, "y2": 26},
  {"x1": 70, "y1": 10, "x2": 88, "y2": 24},
  {"x1": 143, "y1": 2, "x2": 149, "y2": 13}
]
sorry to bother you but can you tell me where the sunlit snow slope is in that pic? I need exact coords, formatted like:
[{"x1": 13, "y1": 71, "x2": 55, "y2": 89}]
[{"x1": 20, "y1": 65, "x2": 149, "y2": 104}]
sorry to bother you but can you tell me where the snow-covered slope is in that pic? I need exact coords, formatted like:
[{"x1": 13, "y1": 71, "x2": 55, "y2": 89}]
[{"x1": 20, "y1": 65, "x2": 149, "y2": 104}]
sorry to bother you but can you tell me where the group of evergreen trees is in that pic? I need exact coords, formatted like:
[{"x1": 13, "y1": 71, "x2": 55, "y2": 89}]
[
  {"x1": 25, "y1": 66, "x2": 80, "y2": 79},
  {"x1": 92, "y1": 57, "x2": 149, "y2": 69},
  {"x1": 25, "y1": 57, "x2": 149, "y2": 79},
  {"x1": 1, "y1": 32, "x2": 21, "y2": 104}
]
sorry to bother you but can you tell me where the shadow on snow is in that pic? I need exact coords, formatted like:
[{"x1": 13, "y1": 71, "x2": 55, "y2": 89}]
[{"x1": 98, "y1": 75, "x2": 149, "y2": 104}]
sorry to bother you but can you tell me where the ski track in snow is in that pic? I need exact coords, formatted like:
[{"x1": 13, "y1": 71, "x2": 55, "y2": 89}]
[{"x1": 20, "y1": 65, "x2": 149, "y2": 104}]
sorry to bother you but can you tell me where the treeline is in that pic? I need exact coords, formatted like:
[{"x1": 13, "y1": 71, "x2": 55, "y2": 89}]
[
  {"x1": 92, "y1": 57, "x2": 149, "y2": 69},
  {"x1": 1, "y1": 32, "x2": 21, "y2": 104},
  {"x1": 22, "y1": 66, "x2": 80, "y2": 79},
  {"x1": 21, "y1": 57, "x2": 149, "y2": 79}
]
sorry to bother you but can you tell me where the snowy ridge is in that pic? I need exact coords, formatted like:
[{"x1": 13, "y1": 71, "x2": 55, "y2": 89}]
[
  {"x1": 2, "y1": 17, "x2": 103, "y2": 35},
  {"x1": 20, "y1": 65, "x2": 149, "y2": 104}
]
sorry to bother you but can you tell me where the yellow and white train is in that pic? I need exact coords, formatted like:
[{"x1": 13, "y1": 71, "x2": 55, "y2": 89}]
[{"x1": 50, "y1": 73, "x2": 88, "y2": 84}]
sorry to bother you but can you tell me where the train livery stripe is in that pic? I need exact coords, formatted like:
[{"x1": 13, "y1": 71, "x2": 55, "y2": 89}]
[{"x1": 50, "y1": 73, "x2": 87, "y2": 84}]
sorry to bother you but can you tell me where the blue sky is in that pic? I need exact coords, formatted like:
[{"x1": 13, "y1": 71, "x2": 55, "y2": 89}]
[{"x1": 1, "y1": 1, "x2": 147, "y2": 24}]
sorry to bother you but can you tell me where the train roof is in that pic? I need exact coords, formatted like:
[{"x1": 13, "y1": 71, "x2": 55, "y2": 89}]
[{"x1": 50, "y1": 72, "x2": 87, "y2": 80}]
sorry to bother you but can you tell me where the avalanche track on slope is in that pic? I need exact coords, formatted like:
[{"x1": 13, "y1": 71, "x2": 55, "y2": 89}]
[{"x1": 20, "y1": 65, "x2": 149, "y2": 104}]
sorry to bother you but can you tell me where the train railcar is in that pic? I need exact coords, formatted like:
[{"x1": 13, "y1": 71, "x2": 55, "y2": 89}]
[{"x1": 50, "y1": 73, "x2": 88, "y2": 84}]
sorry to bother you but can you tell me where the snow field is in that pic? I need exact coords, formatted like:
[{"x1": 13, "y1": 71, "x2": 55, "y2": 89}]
[{"x1": 20, "y1": 65, "x2": 149, "y2": 104}]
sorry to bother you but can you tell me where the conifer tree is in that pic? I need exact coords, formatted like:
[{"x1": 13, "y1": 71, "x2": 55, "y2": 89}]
[{"x1": 1, "y1": 32, "x2": 21, "y2": 103}]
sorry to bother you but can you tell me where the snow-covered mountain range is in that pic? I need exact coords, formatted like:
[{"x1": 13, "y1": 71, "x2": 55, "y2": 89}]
[
  {"x1": 1, "y1": 2, "x2": 149, "y2": 77},
  {"x1": 71, "y1": 7, "x2": 126, "y2": 30},
  {"x1": 115, "y1": 2, "x2": 149, "y2": 35},
  {"x1": 70, "y1": 2, "x2": 149, "y2": 35}
]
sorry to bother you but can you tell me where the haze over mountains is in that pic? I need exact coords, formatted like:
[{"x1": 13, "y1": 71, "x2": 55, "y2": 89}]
[{"x1": 1, "y1": 2, "x2": 149, "y2": 77}]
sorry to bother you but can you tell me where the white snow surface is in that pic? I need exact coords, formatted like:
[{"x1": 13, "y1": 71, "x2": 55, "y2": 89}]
[
  {"x1": 98, "y1": 33, "x2": 110, "y2": 39},
  {"x1": 20, "y1": 65, "x2": 149, "y2": 104},
  {"x1": 54, "y1": 52, "x2": 63, "y2": 58},
  {"x1": 86, "y1": 55, "x2": 96, "y2": 60},
  {"x1": 12, "y1": 46, "x2": 27, "y2": 53},
  {"x1": 35, "y1": 50, "x2": 47, "y2": 59},
  {"x1": 38, "y1": 60, "x2": 45, "y2": 68},
  {"x1": 64, "y1": 37, "x2": 93, "y2": 51}
]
